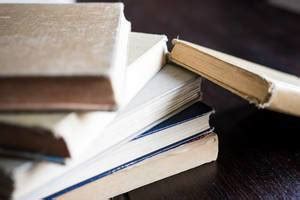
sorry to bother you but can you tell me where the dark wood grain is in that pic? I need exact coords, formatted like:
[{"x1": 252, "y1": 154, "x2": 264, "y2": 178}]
[{"x1": 80, "y1": 0, "x2": 300, "y2": 199}]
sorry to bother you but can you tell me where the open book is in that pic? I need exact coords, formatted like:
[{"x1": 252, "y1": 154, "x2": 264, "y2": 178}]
[{"x1": 169, "y1": 39, "x2": 300, "y2": 116}]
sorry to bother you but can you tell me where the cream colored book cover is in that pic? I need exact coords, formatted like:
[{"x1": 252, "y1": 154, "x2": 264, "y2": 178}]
[
  {"x1": 0, "y1": 32, "x2": 168, "y2": 159},
  {"x1": 0, "y1": 3, "x2": 130, "y2": 111},
  {"x1": 59, "y1": 133, "x2": 218, "y2": 200}
]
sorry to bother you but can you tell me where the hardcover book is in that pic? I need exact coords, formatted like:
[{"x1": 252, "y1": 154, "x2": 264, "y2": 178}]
[
  {"x1": 169, "y1": 39, "x2": 300, "y2": 116},
  {"x1": 0, "y1": 63, "x2": 203, "y2": 199},
  {"x1": 0, "y1": 3, "x2": 130, "y2": 111},
  {"x1": 0, "y1": 32, "x2": 168, "y2": 159}
]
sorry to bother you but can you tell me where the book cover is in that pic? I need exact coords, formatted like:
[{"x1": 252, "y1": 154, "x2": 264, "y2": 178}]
[
  {"x1": 0, "y1": 101, "x2": 214, "y2": 199},
  {"x1": 0, "y1": 3, "x2": 130, "y2": 111},
  {"x1": 0, "y1": 32, "x2": 167, "y2": 159},
  {"x1": 0, "y1": 64, "x2": 202, "y2": 200},
  {"x1": 48, "y1": 131, "x2": 217, "y2": 200}
]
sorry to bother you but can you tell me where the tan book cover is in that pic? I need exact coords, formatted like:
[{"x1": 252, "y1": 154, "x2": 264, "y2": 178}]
[
  {"x1": 59, "y1": 133, "x2": 218, "y2": 200},
  {"x1": 0, "y1": 32, "x2": 168, "y2": 158},
  {"x1": 0, "y1": 3, "x2": 130, "y2": 111},
  {"x1": 169, "y1": 39, "x2": 300, "y2": 116},
  {"x1": 0, "y1": 131, "x2": 217, "y2": 200}
]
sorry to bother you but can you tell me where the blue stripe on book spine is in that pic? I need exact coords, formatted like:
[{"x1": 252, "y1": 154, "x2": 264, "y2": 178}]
[
  {"x1": 133, "y1": 101, "x2": 213, "y2": 140},
  {"x1": 46, "y1": 128, "x2": 214, "y2": 199}
]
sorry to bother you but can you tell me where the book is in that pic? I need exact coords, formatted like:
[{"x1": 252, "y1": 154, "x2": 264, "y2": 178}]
[
  {"x1": 0, "y1": 3, "x2": 130, "y2": 111},
  {"x1": 169, "y1": 39, "x2": 300, "y2": 116},
  {"x1": 0, "y1": 101, "x2": 215, "y2": 199},
  {"x1": 0, "y1": 32, "x2": 168, "y2": 159},
  {"x1": 56, "y1": 132, "x2": 218, "y2": 200},
  {"x1": 0, "y1": 63, "x2": 202, "y2": 199}
]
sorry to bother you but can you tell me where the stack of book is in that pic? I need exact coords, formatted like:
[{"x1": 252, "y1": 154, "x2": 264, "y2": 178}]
[
  {"x1": 0, "y1": 3, "x2": 218, "y2": 200},
  {"x1": 3, "y1": 3, "x2": 299, "y2": 200}
]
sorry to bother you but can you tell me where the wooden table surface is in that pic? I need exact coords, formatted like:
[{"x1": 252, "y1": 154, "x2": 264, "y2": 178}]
[{"x1": 81, "y1": 0, "x2": 300, "y2": 199}]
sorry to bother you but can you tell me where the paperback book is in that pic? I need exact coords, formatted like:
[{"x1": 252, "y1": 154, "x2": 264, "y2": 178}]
[{"x1": 0, "y1": 101, "x2": 216, "y2": 199}]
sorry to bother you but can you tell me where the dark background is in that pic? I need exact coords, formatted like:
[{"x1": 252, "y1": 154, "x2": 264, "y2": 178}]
[{"x1": 80, "y1": 0, "x2": 300, "y2": 199}]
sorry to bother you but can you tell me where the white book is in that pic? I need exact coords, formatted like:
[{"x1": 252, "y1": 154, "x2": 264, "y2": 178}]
[
  {"x1": 0, "y1": 32, "x2": 168, "y2": 159},
  {"x1": 0, "y1": 101, "x2": 215, "y2": 199},
  {"x1": 0, "y1": 3, "x2": 130, "y2": 111},
  {"x1": 60, "y1": 133, "x2": 218, "y2": 200},
  {"x1": 0, "y1": 63, "x2": 202, "y2": 200}
]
